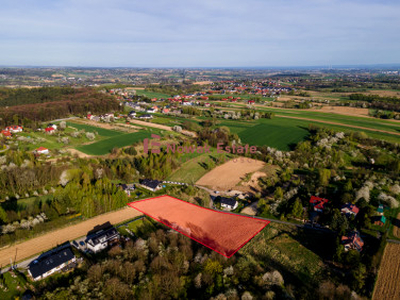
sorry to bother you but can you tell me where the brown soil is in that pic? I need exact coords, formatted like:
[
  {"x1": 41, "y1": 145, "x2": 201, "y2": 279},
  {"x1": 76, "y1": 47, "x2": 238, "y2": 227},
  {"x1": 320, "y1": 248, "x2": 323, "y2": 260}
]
[
  {"x1": 196, "y1": 158, "x2": 266, "y2": 191},
  {"x1": 373, "y1": 243, "x2": 400, "y2": 300},
  {"x1": 129, "y1": 195, "x2": 269, "y2": 257},
  {"x1": 193, "y1": 81, "x2": 213, "y2": 85},
  {"x1": 0, "y1": 207, "x2": 142, "y2": 266},
  {"x1": 309, "y1": 106, "x2": 370, "y2": 117},
  {"x1": 71, "y1": 119, "x2": 140, "y2": 132},
  {"x1": 128, "y1": 119, "x2": 197, "y2": 137}
]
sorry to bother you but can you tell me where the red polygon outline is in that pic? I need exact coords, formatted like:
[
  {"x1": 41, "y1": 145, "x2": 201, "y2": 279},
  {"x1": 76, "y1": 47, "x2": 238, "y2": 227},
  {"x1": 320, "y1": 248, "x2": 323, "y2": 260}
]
[{"x1": 127, "y1": 195, "x2": 270, "y2": 258}]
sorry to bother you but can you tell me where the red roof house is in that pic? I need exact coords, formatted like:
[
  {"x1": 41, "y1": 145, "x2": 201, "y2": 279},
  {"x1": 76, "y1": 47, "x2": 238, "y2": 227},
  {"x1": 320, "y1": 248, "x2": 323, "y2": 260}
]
[
  {"x1": 341, "y1": 203, "x2": 359, "y2": 216},
  {"x1": 341, "y1": 231, "x2": 364, "y2": 252},
  {"x1": 5, "y1": 125, "x2": 23, "y2": 133},
  {"x1": 45, "y1": 127, "x2": 55, "y2": 134},
  {"x1": 310, "y1": 196, "x2": 328, "y2": 212},
  {"x1": 1, "y1": 130, "x2": 12, "y2": 137},
  {"x1": 35, "y1": 147, "x2": 49, "y2": 154},
  {"x1": 248, "y1": 100, "x2": 255, "y2": 105}
]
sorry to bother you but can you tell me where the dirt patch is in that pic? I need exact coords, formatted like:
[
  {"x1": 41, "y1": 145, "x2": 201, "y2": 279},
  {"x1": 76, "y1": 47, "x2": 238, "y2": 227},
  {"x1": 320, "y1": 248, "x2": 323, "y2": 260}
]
[
  {"x1": 71, "y1": 119, "x2": 140, "y2": 132},
  {"x1": 67, "y1": 148, "x2": 93, "y2": 158},
  {"x1": 366, "y1": 90, "x2": 400, "y2": 97},
  {"x1": 128, "y1": 119, "x2": 197, "y2": 137},
  {"x1": 240, "y1": 202, "x2": 258, "y2": 216},
  {"x1": 0, "y1": 207, "x2": 142, "y2": 266},
  {"x1": 193, "y1": 81, "x2": 213, "y2": 85},
  {"x1": 196, "y1": 158, "x2": 266, "y2": 191},
  {"x1": 128, "y1": 195, "x2": 269, "y2": 257},
  {"x1": 373, "y1": 243, "x2": 400, "y2": 300},
  {"x1": 309, "y1": 106, "x2": 370, "y2": 117},
  {"x1": 239, "y1": 171, "x2": 267, "y2": 193}
]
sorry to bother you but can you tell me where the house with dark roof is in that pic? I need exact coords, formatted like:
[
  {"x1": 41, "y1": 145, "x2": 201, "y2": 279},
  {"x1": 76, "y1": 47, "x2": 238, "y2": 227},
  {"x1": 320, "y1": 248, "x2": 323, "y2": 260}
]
[
  {"x1": 310, "y1": 196, "x2": 328, "y2": 212},
  {"x1": 140, "y1": 179, "x2": 163, "y2": 192},
  {"x1": 220, "y1": 197, "x2": 238, "y2": 210},
  {"x1": 28, "y1": 244, "x2": 76, "y2": 281},
  {"x1": 139, "y1": 114, "x2": 153, "y2": 120},
  {"x1": 377, "y1": 204, "x2": 384, "y2": 215},
  {"x1": 117, "y1": 183, "x2": 135, "y2": 196},
  {"x1": 86, "y1": 226, "x2": 120, "y2": 253},
  {"x1": 341, "y1": 203, "x2": 359, "y2": 217},
  {"x1": 341, "y1": 231, "x2": 364, "y2": 252}
]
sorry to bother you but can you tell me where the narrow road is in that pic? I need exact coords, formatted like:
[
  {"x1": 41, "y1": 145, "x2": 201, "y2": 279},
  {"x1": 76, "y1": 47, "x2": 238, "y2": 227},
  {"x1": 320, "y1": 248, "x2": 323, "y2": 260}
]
[{"x1": 0, "y1": 207, "x2": 142, "y2": 270}]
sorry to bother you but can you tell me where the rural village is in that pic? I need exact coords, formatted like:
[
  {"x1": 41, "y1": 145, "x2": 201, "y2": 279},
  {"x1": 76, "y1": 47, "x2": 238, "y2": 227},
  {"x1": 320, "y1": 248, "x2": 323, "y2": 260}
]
[{"x1": 0, "y1": 67, "x2": 400, "y2": 300}]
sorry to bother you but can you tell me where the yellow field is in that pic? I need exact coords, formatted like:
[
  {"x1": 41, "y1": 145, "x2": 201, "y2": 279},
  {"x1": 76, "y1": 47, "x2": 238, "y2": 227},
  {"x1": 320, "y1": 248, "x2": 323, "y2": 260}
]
[{"x1": 373, "y1": 243, "x2": 400, "y2": 300}]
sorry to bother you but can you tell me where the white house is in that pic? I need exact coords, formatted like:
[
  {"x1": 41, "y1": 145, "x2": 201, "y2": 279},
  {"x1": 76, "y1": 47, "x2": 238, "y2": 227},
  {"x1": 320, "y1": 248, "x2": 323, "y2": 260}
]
[
  {"x1": 5, "y1": 125, "x2": 23, "y2": 133},
  {"x1": 220, "y1": 197, "x2": 238, "y2": 210},
  {"x1": 86, "y1": 226, "x2": 120, "y2": 253},
  {"x1": 35, "y1": 147, "x2": 49, "y2": 155}
]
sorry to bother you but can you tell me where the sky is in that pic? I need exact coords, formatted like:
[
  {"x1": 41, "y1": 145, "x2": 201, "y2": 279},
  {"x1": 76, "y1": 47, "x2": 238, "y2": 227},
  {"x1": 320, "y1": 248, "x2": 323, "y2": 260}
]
[{"x1": 0, "y1": 0, "x2": 399, "y2": 67}]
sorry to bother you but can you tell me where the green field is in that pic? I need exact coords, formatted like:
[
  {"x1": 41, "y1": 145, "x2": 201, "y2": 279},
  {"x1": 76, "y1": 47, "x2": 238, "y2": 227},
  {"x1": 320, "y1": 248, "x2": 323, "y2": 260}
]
[
  {"x1": 240, "y1": 223, "x2": 329, "y2": 287},
  {"x1": 135, "y1": 90, "x2": 171, "y2": 99},
  {"x1": 66, "y1": 122, "x2": 121, "y2": 137},
  {"x1": 218, "y1": 118, "x2": 309, "y2": 151},
  {"x1": 76, "y1": 130, "x2": 154, "y2": 155}
]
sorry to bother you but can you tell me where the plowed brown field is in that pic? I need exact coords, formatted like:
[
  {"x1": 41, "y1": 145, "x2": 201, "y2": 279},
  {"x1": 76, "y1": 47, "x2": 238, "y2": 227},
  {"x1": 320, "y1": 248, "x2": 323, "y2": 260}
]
[
  {"x1": 128, "y1": 195, "x2": 269, "y2": 257},
  {"x1": 196, "y1": 158, "x2": 265, "y2": 190},
  {"x1": 373, "y1": 243, "x2": 400, "y2": 300}
]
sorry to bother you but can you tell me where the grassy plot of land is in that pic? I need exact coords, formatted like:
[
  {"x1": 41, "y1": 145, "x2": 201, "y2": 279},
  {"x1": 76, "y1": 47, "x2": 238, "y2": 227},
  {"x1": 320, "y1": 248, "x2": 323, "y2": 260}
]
[
  {"x1": 76, "y1": 130, "x2": 154, "y2": 155},
  {"x1": 135, "y1": 90, "x2": 171, "y2": 99},
  {"x1": 240, "y1": 223, "x2": 329, "y2": 286},
  {"x1": 66, "y1": 122, "x2": 121, "y2": 137},
  {"x1": 219, "y1": 118, "x2": 309, "y2": 151},
  {"x1": 167, "y1": 148, "x2": 234, "y2": 183},
  {"x1": 0, "y1": 271, "x2": 28, "y2": 300}
]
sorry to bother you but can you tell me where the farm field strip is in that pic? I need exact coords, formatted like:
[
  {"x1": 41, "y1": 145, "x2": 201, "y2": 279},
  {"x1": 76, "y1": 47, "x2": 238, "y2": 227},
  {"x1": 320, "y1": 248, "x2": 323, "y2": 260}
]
[
  {"x1": 213, "y1": 101, "x2": 400, "y2": 132},
  {"x1": 128, "y1": 195, "x2": 270, "y2": 258},
  {"x1": 373, "y1": 243, "x2": 400, "y2": 300},
  {"x1": 76, "y1": 130, "x2": 153, "y2": 155},
  {"x1": 66, "y1": 121, "x2": 122, "y2": 136}
]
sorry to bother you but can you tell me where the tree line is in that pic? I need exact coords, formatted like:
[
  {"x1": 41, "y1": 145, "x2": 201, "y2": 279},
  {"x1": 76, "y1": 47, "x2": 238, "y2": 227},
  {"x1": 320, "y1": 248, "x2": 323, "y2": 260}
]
[{"x1": 0, "y1": 88, "x2": 120, "y2": 128}]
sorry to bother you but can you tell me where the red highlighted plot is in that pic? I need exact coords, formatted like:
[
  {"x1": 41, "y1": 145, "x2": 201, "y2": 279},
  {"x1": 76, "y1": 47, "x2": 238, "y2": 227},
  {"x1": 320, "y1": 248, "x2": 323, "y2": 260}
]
[{"x1": 127, "y1": 195, "x2": 270, "y2": 258}]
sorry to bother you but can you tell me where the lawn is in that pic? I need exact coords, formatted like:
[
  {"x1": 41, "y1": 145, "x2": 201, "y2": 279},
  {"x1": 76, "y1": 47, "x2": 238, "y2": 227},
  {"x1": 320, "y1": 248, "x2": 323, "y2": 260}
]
[
  {"x1": 219, "y1": 118, "x2": 309, "y2": 151},
  {"x1": 0, "y1": 271, "x2": 28, "y2": 299},
  {"x1": 76, "y1": 130, "x2": 154, "y2": 155},
  {"x1": 135, "y1": 90, "x2": 171, "y2": 99},
  {"x1": 240, "y1": 223, "x2": 331, "y2": 287},
  {"x1": 167, "y1": 148, "x2": 234, "y2": 183}
]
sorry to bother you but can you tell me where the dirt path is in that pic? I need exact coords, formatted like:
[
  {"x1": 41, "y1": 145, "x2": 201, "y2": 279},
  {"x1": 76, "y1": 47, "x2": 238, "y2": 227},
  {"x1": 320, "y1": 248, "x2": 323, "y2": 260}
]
[
  {"x1": 70, "y1": 119, "x2": 141, "y2": 132},
  {"x1": 128, "y1": 119, "x2": 197, "y2": 137},
  {"x1": 277, "y1": 115, "x2": 400, "y2": 136},
  {"x1": 66, "y1": 148, "x2": 93, "y2": 158},
  {"x1": 129, "y1": 119, "x2": 172, "y2": 131},
  {"x1": 0, "y1": 207, "x2": 142, "y2": 266}
]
